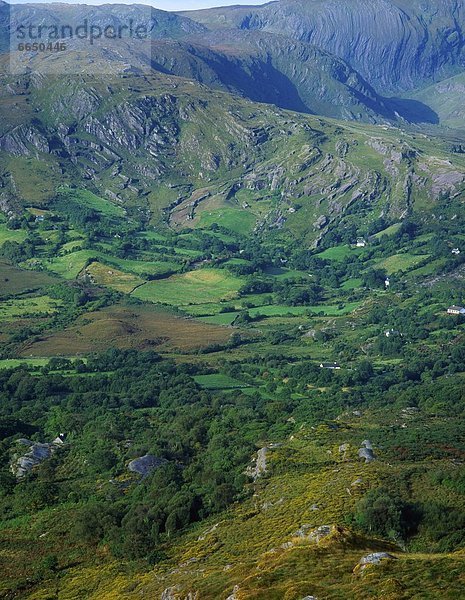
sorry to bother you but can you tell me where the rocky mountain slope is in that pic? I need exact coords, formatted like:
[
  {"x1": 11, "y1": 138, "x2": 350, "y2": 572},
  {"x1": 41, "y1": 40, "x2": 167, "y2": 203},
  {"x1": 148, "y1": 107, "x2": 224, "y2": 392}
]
[
  {"x1": 0, "y1": 70, "x2": 464, "y2": 245},
  {"x1": 0, "y1": 1, "x2": 445, "y2": 124},
  {"x1": 181, "y1": 0, "x2": 465, "y2": 94}
]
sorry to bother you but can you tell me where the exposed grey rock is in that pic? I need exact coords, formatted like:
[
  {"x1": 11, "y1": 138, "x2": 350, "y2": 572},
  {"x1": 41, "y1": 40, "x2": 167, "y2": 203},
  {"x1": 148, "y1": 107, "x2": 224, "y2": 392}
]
[
  {"x1": 128, "y1": 454, "x2": 167, "y2": 478},
  {"x1": 293, "y1": 524, "x2": 333, "y2": 543},
  {"x1": 197, "y1": 522, "x2": 219, "y2": 541},
  {"x1": 246, "y1": 447, "x2": 268, "y2": 481},
  {"x1": 308, "y1": 525, "x2": 332, "y2": 542},
  {"x1": 194, "y1": 0, "x2": 465, "y2": 94},
  {"x1": 359, "y1": 552, "x2": 396, "y2": 566},
  {"x1": 313, "y1": 215, "x2": 328, "y2": 230},
  {"x1": 161, "y1": 587, "x2": 179, "y2": 600},
  {"x1": 10, "y1": 434, "x2": 66, "y2": 478},
  {"x1": 226, "y1": 585, "x2": 240, "y2": 600},
  {"x1": 358, "y1": 448, "x2": 376, "y2": 463},
  {"x1": 358, "y1": 439, "x2": 376, "y2": 462}
]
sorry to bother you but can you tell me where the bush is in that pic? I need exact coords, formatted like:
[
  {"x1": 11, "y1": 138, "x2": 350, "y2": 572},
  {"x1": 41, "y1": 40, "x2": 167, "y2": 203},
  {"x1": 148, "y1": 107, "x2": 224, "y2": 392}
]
[{"x1": 354, "y1": 487, "x2": 419, "y2": 541}]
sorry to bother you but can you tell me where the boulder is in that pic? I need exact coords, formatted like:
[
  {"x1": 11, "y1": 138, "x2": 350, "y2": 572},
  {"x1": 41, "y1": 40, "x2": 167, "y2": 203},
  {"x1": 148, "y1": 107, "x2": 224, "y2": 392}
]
[
  {"x1": 359, "y1": 552, "x2": 396, "y2": 566},
  {"x1": 354, "y1": 552, "x2": 397, "y2": 574},
  {"x1": 226, "y1": 585, "x2": 240, "y2": 600},
  {"x1": 358, "y1": 448, "x2": 376, "y2": 462},
  {"x1": 11, "y1": 435, "x2": 66, "y2": 478},
  {"x1": 128, "y1": 454, "x2": 167, "y2": 478}
]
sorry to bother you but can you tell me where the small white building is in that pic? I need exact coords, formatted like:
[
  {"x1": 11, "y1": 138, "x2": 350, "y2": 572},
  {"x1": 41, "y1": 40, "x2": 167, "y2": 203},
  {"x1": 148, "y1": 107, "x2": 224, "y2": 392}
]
[
  {"x1": 320, "y1": 362, "x2": 341, "y2": 370},
  {"x1": 452, "y1": 248, "x2": 461, "y2": 255},
  {"x1": 356, "y1": 238, "x2": 367, "y2": 248},
  {"x1": 447, "y1": 305, "x2": 465, "y2": 315}
]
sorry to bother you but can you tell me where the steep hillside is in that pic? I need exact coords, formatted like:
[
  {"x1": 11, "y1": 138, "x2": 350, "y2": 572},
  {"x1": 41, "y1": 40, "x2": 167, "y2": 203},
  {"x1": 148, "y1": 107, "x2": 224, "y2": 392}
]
[
  {"x1": 3, "y1": 1, "x2": 206, "y2": 42},
  {"x1": 181, "y1": 0, "x2": 465, "y2": 93},
  {"x1": 410, "y1": 72, "x2": 465, "y2": 132},
  {"x1": 0, "y1": 71, "x2": 464, "y2": 247},
  {"x1": 178, "y1": 30, "x2": 437, "y2": 122},
  {"x1": 148, "y1": 34, "x2": 409, "y2": 122},
  {"x1": 0, "y1": 1, "x2": 439, "y2": 124}
]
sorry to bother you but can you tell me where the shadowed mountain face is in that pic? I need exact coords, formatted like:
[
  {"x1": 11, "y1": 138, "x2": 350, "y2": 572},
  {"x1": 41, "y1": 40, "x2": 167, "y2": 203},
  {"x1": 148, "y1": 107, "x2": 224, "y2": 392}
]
[
  {"x1": 180, "y1": 0, "x2": 465, "y2": 94},
  {"x1": 0, "y1": 0, "x2": 440, "y2": 124},
  {"x1": 148, "y1": 33, "x2": 436, "y2": 122}
]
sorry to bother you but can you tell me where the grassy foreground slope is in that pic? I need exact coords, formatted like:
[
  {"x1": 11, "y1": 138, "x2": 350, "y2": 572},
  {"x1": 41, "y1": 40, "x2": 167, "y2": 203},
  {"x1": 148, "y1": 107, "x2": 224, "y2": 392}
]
[{"x1": 10, "y1": 402, "x2": 465, "y2": 600}]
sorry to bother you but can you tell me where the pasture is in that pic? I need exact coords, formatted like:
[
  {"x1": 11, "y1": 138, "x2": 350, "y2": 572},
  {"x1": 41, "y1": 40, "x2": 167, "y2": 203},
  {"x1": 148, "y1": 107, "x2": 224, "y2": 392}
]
[
  {"x1": 44, "y1": 250, "x2": 180, "y2": 280},
  {"x1": 194, "y1": 374, "x2": 249, "y2": 390},
  {"x1": 131, "y1": 268, "x2": 244, "y2": 305},
  {"x1": 0, "y1": 296, "x2": 62, "y2": 322},
  {"x1": 375, "y1": 253, "x2": 430, "y2": 274},
  {"x1": 0, "y1": 224, "x2": 27, "y2": 245},
  {"x1": 58, "y1": 188, "x2": 125, "y2": 218},
  {"x1": 316, "y1": 244, "x2": 360, "y2": 261},
  {"x1": 85, "y1": 262, "x2": 145, "y2": 294},
  {"x1": 197, "y1": 208, "x2": 257, "y2": 234}
]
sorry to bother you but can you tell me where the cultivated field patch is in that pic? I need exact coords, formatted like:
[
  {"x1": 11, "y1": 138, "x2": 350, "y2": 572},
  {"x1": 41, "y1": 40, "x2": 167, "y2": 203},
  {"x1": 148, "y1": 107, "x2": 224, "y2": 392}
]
[{"x1": 132, "y1": 268, "x2": 244, "y2": 305}]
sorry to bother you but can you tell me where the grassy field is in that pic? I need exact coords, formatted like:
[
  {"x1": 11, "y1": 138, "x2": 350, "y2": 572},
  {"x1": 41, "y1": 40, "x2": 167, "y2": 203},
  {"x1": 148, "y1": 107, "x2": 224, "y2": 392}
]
[
  {"x1": 197, "y1": 208, "x2": 257, "y2": 234},
  {"x1": 0, "y1": 224, "x2": 27, "y2": 245},
  {"x1": 58, "y1": 239, "x2": 85, "y2": 254},
  {"x1": 0, "y1": 296, "x2": 62, "y2": 321},
  {"x1": 0, "y1": 358, "x2": 53, "y2": 370},
  {"x1": 340, "y1": 278, "x2": 363, "y2": 290},
  {"x1": 249, "y1": 305, "x2": 312, "y2": 318},
  {"x1": 197, "y1": 312, "x2": 239, "y2": 325},
  {"x1": 317, "y1": 245, "x2": 360, "y2": 261},
  {"x1": 43, "y1": 250, "x2": 180, "y2": 280},
  {"x1": 131, "y1": 268, "x2": 244, "y2": 305},
  {"x1": 194, "y1": 374, "x2": 249, "y2": 389},
  {"x1": 247, "y1": 302, "x2": 362, "y2": 317},
  {"x1": 375, "y1": 253, "x2": 430, "y2": 274},
  {"x1": 58, "y1": 188, "x2": 125, "y2": 218},
  {"x1": 85, "y1": 262, "x2": 145, "y2": 294},
  {"x1": 43, "y1": 250, "x2": 100, "y2": 279},
  {"x1": 111, "y1": 256, "x2": 180, "y2": 277},
  {"x1": 408, "y1": 258, "x2": 449, "y2": 278},
  {"x1": 373, "y1": 223, "x2": 402, "y2": 238}
]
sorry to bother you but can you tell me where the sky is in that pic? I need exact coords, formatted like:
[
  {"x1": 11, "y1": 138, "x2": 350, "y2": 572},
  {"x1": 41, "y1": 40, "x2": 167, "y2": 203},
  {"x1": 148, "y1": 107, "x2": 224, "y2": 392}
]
[{"x1": 8, "y1": 0, "x2": 270, "y2": 9}]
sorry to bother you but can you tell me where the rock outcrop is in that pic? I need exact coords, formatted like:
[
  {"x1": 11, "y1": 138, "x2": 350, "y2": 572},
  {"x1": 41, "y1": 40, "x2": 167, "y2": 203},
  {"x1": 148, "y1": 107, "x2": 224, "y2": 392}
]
[
  {"x1": 128, "y1": 454, "x2": 167, "y2": 478},
  {"x1": 354, "y1": 552, "x2": 397, "y2": 574},
  {"x1": 10, "y1": 434, "x2": 65, "y2": 478},
  {"x1": 185, "y1": 0, "x2": 465, "y2": 94}
]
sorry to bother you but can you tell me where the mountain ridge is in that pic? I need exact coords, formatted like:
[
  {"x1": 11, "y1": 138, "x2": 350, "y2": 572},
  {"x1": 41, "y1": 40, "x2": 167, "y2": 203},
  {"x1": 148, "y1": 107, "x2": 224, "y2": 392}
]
[
  {"x1": 180, "y1": 0, "x2": 465, "y2": 94},
  {"x1": 0, "y1": 1, "x2": 444, "y2": 124}
]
